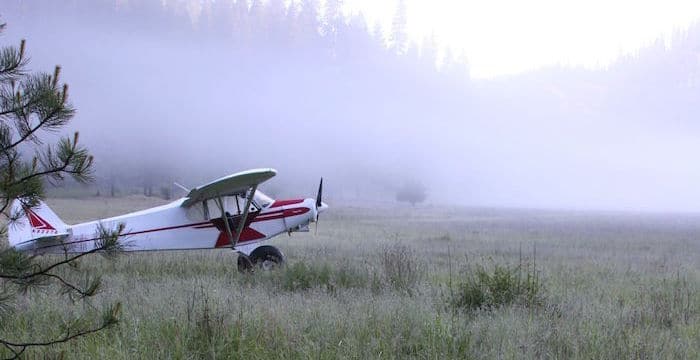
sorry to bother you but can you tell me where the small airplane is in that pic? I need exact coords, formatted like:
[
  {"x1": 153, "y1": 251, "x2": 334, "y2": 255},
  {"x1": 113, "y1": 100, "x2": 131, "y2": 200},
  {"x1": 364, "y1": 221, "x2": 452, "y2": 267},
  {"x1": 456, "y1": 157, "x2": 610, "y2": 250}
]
[{"x1": 8, "y1": 168, "x2": 328, "y2": 271}]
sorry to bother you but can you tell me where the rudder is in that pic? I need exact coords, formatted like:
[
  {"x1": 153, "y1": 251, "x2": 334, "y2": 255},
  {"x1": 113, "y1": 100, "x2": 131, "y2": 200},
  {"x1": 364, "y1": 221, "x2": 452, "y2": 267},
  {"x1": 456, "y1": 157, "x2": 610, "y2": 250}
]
[{"x1": 8, "y1": 199, "x2": 69, "y2": 248}]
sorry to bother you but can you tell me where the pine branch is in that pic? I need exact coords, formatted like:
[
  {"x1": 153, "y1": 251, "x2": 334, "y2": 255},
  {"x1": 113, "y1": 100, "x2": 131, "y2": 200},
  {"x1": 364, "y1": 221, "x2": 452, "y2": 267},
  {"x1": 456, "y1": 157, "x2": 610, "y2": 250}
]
[
  {"x1": 0, "y1": 162, "x2": 44, "y2": 217},
  {"x1": 0, "y1": 41, "x2": 27, "y2": 82},
  {"x1": 0, "y1": 96, "x2": 45, "y2": 117},
  {"x1": 1, "y1": 106, "x2": 61, "y2": 152},
  {"x1": 4, "y1": 74, "x2": 74, "y2": 137},
  {"x1": 0, "y1": 303, "x2": 120, "y2": 360},
  {"x1": 44, "y1": 272, "x2": 101, "y2": 299},
  {"x1": 0, "y1": 91, "x2": 49, "y2": 117},
  {"x1": 0, "y1": 288, "x2": 13, "y2": 318},
  {"x1": 0, "y1": 20, "x2": 113, "y2": 358},
  {"x1": 0, "y1": 342, "x2": 23, "y2": 360},
  {"x1": 4, "y1": 134, "x2": 93, "y2": 189},
  {"x1": 0, "y1": 193, "x2": 11, "y2": 216},
  {"x1": 0, "y1": 237, "x2": 118, "y2": 281}
]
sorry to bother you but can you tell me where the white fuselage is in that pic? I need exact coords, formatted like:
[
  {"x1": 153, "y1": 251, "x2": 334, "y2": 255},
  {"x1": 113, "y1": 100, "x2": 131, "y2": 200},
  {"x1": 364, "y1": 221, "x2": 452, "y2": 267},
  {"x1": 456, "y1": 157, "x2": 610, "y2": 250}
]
[{"x1": 35, "y1": 196, "x2": 318, "y2": 255}]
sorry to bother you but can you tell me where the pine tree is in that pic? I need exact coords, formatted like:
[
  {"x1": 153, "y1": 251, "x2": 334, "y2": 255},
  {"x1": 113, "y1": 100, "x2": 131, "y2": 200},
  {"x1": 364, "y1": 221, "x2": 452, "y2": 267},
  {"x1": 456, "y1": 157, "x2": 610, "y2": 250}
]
[
  {"x1": 0, "y1": 22, "x2": 122, "y2": 358},
  {"x1": 389, "y1": 0, "x2": 408, "y2": 53},
  {"x1": 396, "y1": 181, "x2": 427, "y2": 206}
]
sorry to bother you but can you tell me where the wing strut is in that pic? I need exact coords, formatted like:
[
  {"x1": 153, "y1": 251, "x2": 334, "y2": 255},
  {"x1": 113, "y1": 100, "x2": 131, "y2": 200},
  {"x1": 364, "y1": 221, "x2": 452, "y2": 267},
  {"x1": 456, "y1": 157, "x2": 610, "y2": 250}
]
[
  {"x1": 232, "y1": 185, "x2": 257, "y2": 249},
  {"x1": 212, "y1": 185, "x2": 257, "y2": 249},
  {"x1": 214, "y1": 197, "x2": 235, "y2": 248}
]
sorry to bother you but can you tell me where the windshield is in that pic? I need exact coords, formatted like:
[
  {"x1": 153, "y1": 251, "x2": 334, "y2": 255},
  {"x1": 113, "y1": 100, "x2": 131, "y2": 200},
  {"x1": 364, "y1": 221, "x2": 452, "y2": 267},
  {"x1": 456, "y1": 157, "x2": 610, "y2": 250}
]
[{"x1": 253, "y1": 190, "x2": 274, "y2": 208}]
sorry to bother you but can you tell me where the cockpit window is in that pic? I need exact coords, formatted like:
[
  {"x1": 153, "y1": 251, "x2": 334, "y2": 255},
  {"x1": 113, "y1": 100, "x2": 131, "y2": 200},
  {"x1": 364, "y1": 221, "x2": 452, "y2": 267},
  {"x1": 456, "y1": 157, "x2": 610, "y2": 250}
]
[{"x1": 254, "y1": 190, "x2": 274, "y2": 208}]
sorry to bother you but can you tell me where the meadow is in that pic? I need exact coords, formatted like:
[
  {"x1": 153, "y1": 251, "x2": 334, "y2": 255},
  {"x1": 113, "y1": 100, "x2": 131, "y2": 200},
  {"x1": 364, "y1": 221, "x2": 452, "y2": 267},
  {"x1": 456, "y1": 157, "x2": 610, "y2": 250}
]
[{"x1": 2, "y1": 196, "x2": 699, "y2": 359}]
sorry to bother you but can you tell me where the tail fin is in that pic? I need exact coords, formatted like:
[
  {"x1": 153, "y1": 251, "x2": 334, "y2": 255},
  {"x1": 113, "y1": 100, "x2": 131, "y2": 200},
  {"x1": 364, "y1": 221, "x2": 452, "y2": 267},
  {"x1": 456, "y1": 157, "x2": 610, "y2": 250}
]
[{"x1": 8, "y1": 199, "x2": 69, "y2": 248}]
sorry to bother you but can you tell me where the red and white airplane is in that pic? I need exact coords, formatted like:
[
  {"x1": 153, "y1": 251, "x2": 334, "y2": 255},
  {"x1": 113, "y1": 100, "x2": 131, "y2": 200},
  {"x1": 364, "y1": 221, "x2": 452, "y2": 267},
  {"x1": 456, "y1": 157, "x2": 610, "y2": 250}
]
[{"x1": 8, "y1": 168, "x2": 328, "y2": 271}]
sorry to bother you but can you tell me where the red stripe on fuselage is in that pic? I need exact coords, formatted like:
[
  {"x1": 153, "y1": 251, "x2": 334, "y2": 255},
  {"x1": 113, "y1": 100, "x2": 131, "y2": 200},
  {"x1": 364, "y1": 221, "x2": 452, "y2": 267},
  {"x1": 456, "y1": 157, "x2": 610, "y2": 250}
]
[
  {"x1": 269, "y1": 199, "x2": 304, "y2": 208},
  {"x1": 127, "y1": 221, "x2": 211, "y2": 236},
  {"x1": 251, "y1": 207, "x2": 310, "y2": 222}
]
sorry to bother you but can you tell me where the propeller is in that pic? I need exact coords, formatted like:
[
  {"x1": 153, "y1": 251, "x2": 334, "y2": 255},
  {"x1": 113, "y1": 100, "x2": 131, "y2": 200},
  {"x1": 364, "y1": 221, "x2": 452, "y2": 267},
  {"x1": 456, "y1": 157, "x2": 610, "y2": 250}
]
[
  {"x1": 315, "y1": 177, "x2": 323, "y2": 235},
  {"x1": 315, "y1": 178, "x2": 323, "y2": 210}
]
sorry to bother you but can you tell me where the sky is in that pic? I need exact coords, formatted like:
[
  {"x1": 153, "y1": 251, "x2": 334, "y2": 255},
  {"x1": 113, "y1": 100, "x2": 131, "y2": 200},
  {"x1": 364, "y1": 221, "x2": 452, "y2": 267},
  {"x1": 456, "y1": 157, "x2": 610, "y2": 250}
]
[
  {"x1": 3, "y1": 0, "x2": 700, "y2": 212},
  {"x1": 344, "y1": 0, "x2": 700, "y2": 77},
  {"x1": 160, "y1": 0, "x2": 700, "y2": 77}
]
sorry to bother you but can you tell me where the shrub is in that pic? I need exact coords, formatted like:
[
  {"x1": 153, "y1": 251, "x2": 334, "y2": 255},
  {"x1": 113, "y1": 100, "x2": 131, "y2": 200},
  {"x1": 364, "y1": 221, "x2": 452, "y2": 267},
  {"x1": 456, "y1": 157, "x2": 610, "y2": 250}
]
[
  {"x1": 451, "y1": 263, "x2": 542, "y2": 311},
  {"x1": 280, "y1": 262, "x2": 332, "y2": 291},
  {"x1": 273, "y1": 261, "x2": 369, "y2": 293},
  {"x1": 381, "y1": 244, "x2": 421, "y2": 292}
]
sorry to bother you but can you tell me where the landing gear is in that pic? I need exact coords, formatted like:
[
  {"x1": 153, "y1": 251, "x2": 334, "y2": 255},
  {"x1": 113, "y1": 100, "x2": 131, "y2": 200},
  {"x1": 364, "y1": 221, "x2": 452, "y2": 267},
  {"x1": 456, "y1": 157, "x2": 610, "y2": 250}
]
[
  {"x1": 237, "y1": 254, "x2": 254, "y2": 272},
  {"x1": 249, "y1": 245, "x2": 285, "y2": 271},
  {"x1": 236, "y1": 246, "x2": 286, "y2": 273}
]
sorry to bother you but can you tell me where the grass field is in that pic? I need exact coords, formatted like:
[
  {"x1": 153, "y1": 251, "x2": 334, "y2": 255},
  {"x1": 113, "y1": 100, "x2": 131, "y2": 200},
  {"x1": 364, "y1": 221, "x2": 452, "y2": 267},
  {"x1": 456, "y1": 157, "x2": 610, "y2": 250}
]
[{"x1": 2, "y1": 196, "x2": 700, "y2": 359}]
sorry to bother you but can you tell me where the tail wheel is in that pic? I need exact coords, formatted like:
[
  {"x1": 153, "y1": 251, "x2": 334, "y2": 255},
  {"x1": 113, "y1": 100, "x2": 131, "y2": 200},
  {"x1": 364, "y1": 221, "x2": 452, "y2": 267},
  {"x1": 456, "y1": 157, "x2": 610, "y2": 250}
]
[
  {"x1": 249, "y1": 245, "x2": 285, "y2": 270},
  {"x1": 237, "y1": 254, "x2": 254, "y2": 273}
]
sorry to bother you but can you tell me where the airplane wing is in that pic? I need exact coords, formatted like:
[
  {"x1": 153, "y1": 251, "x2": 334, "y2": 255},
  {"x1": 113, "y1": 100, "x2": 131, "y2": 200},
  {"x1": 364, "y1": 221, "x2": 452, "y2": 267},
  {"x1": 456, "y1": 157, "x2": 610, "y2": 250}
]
[
  {"x1": 182, "y1": 168, "x2": 277, "y2": 249},
  {"x1": 181, "y1": 168, "x2": 277, "y2": 207}
]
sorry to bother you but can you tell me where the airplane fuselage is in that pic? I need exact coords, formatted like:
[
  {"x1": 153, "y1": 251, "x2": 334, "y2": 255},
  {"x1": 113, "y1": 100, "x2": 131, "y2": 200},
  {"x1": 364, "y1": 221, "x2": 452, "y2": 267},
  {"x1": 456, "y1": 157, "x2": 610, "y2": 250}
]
[{"x1": 20, "y1": 197, "x2": 317, "y2": 256}]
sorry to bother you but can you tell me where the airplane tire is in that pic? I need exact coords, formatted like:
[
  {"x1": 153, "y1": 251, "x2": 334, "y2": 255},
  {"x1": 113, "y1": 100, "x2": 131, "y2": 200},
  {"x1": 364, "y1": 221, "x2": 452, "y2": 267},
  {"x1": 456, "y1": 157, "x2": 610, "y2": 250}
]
[
  {"x1": 249, "y1": 245, "x2": 285, "y2": 271},
  {"x1": 237, "y1": 254, "x2": 254, "y2": 273}
]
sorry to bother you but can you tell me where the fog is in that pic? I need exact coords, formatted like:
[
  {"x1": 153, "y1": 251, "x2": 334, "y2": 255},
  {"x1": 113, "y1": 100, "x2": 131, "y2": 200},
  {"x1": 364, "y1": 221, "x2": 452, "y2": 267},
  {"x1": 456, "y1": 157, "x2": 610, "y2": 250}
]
[{"x1": 3, "y1": 1, "x2": 700, "y2": 211}]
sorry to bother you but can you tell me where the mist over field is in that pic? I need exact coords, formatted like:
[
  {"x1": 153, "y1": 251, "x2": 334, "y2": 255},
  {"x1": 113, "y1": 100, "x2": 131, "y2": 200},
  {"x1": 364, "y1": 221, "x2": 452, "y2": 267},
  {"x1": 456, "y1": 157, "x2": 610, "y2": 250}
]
[{"x1": 2, "y1": 0, "x2": 700, "y2": 211}]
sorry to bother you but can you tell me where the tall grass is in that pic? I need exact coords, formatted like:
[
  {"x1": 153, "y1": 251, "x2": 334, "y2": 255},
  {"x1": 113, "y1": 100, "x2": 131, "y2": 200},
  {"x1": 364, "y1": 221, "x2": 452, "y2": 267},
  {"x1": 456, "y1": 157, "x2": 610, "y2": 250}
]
[
  {"x1": 381, "y1": 243, "x2": 422, "y2": 293},
  {"x1": 240, "y1": 260, "x2": 371, "y2": 293}
]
